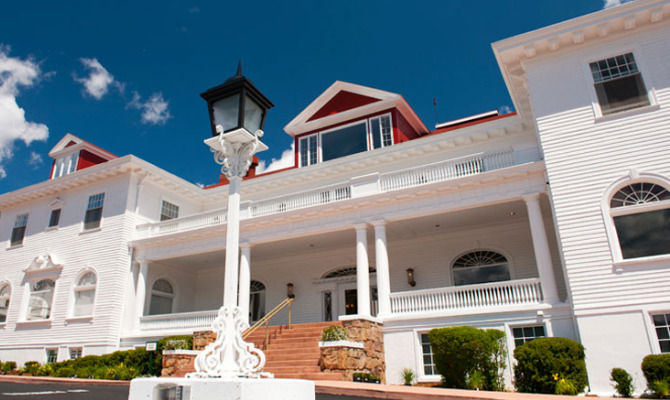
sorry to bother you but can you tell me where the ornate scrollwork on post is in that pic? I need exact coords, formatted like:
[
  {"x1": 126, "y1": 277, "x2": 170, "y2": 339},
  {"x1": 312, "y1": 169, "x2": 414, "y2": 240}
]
[{"x1": 211, "y1": 127, "x2": 264, "y2": 179}]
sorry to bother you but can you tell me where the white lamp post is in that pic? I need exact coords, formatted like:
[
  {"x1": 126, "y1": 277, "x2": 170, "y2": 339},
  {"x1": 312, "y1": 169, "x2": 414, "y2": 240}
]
[{"x1": 190, "y1": 63, "x2": 273, "y2": 380}]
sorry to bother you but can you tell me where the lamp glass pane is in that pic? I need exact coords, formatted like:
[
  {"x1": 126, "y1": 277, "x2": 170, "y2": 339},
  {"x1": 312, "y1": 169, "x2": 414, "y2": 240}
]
[
  {"x1": 243, "y1": 95, "x2": 264, "y2": 133},
  {"x1": 212, "y1": 94, "x2": 240, "y2": 133}
]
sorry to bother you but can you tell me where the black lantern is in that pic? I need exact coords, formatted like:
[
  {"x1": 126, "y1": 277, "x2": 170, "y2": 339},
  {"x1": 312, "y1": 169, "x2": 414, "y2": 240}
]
[{"x1": 201, "y1": 62, "x2": 274, "y2": 137}]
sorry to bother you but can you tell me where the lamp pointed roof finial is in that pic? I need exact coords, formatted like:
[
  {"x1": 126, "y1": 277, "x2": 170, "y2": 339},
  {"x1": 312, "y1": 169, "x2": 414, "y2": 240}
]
[{"x1": 236, "y1": 60, "x2": 242, "y2": 76}]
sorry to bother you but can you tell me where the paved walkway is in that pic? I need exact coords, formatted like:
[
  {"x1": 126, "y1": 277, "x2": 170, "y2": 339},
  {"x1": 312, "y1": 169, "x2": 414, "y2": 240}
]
[{"x1": 0, "y1": 376, "x2": 620, "y2": 399}]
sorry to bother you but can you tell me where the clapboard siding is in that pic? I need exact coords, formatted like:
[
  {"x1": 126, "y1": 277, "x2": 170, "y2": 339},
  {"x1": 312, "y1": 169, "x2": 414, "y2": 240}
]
[{"x1": 525, "y1": 21, "x2": 670, "y2": 311}]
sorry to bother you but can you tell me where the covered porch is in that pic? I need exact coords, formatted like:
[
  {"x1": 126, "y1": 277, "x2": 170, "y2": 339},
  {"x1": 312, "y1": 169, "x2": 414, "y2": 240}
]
[{"x1": 129, "y1": 193, "x2": 564, "y2": 337}]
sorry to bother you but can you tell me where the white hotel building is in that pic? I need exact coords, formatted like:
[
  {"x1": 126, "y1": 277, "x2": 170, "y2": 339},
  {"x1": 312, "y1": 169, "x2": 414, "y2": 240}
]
[{"x1": 1, "y1": 0, "x2": 670, "y2": 394}]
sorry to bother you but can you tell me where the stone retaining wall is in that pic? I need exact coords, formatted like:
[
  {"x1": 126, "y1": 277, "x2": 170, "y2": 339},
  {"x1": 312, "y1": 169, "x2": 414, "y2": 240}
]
[{"x1": 161, "y1": 350, "x2": 198, "y2": 377}]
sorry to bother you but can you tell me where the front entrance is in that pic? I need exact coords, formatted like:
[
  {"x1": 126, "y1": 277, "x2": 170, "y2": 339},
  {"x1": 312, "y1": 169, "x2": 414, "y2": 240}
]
[{"x1": 345, "y1": 289, "x2": 357, "y2": 315}]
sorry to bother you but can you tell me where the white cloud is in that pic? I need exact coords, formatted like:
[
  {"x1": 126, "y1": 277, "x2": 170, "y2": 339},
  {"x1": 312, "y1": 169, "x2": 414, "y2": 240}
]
[
  {"x1": 127, "y1": 91, "x2": 171, "y2": 125},
  {"x1": 74, "y1": 58, "x2": 119, "y2": 99},
  {"x1": 28, "y1": 151, "x2": 43, "y2": 167},
  {"x1": 603, "y1": 0, "x2": 634, "y2": 8},
  {"x1": 256, "y1": 143, "x2": 295, "y2": 174},
  {"x1": 0, "y1": 45, "x2": 49, "y2": 179}
]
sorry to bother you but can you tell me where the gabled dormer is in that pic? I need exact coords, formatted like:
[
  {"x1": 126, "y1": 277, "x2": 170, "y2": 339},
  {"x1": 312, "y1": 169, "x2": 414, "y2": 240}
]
[
  {"x1": 48, "y1": 134, "x2": 117, "y2": 179},
  {"x1": 284, "y1": 81, "x2": 428, "y2": 167}
]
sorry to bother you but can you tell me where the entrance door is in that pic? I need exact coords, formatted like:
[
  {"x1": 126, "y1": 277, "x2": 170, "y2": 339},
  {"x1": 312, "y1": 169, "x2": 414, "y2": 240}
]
[
  {"x1": 249, "y1": 280, "x2": 266, "y2": 322},
  {"x1": 345, "y1": 289, "x2": 357, "y2": 315}
]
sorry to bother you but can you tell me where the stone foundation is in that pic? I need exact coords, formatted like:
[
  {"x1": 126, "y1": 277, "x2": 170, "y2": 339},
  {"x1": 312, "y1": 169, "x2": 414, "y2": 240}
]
[
  {"x1": 193, "y1": 330, "x2": 216, "y2": 351},
  {"x1": 319, "y1": 318, "x2": 385, "y2": 382},
  {"x1": 161, "y1": 350, "x2": 198, "y2": 377}
]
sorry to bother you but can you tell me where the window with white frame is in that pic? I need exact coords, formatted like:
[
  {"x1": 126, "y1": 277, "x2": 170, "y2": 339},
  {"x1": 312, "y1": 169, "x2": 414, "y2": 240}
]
[
  {"x1": 73, "y1": 272, "x2": 96, "y2": 317},
  {"x1": 84, "y1": 193, "x2": 104, "y2": 230},
  {"x1": 149, "y1": 279, "x2": 174, "y2": 315},
  {"x1": 69, "y1": 347, "x2": 83, "y2": 360},
  {"x1": 609, "y1": 182, "x2": 670, "y2": 259},
  {"x1": 10, "y1": 214, "x2": 28, "y2": 246},
  {"x1": 652, "y1": 313, "x2": 670, "y2": 353},
  {"x1": 52, "y1": 152, "x2": 79, "y2": 179},
  {"x1": 27, "y1": 279, "x2": 55, "y2": 320},
  {"x1": 512, "y1": 325, "x2": 546, "y2": 347},
  {"x1": 0, "y1": 283, "x2": 10, "y2": 323},
  {"x1": 590, "y1": 53, "x2": 649, "y2": 115},
  {"x1": 420, "y1": 333, "x2": 437, "y2": 376},
  {"x1": 160, "y1": 201, "x2": 179, "y2": 221},
  {"x1": 452, "y1": 250, "x2": 510, "y2": 286},
  {"x1": 46, "y1": 348, "x2": 58, "y2": 363},
  {"x1": 298, "y1": 114, "x2": 393, "y2": 167},
  {"x1": 48, "y1": 209, "x2": 61, "y2": 228}
]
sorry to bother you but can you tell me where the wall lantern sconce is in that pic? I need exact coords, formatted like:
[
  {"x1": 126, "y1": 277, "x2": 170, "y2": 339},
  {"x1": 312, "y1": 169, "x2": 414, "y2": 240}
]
[
  {"x1": 406, "y1": 268, "x2": 416, "y2": 287},
  {"x1": 287, "y1": 282, "x2": 295, "y2": 298}
]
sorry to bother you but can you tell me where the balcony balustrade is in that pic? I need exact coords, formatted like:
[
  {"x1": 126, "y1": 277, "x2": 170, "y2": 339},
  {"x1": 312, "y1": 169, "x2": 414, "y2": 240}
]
[
  {"x1": 389, "y1": 278, "x2": 543, "y2": 315},
  {"x1": 136, "y1": 148, "x2": 537, "y2": 239},
  {"x1": 139, "y1": 309, "x2": 218, "y2": 332}
]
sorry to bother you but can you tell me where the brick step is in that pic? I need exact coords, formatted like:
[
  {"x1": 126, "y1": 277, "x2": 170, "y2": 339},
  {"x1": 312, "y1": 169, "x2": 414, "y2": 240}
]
[
  {"x1": 265, "y1": 366, "x2": 321, "y2": 374},
  {"x1": 273, "y1": 372, "x2": 345, "y2": 381},
  {"x1": 263, "y1": 349, "x2": 320, "y2": 357}
]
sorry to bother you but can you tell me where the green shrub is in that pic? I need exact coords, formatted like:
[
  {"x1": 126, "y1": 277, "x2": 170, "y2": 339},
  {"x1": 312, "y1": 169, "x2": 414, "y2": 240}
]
[
  {"x1": 36, "y1": 364, "x2": 53, "y2": 376},
  {"x1": 428, "y1": 326, "x2": 507, "y2": 391},
  {"x1": 554, "y1": 377, "x2": 578, "y2": 395},
  {"x1": 642, "y1": 354, "x2": 670, "y2": 390},
  {"x1": 22, "y1": 361, "x2": 40, "y2": 375},
  {"x1": 53, "y1": 366, "x2": 75, "y2": 378},
  {"x1": 513, "y1": 337, "x2": 587, "y2": 394},
  {"x1": 401, "y1": 368, "x2": 415, "y2": 385},
  {"x1": 610, "y1": 368, "x2": 634, "y2": 398},
  {"x1": 651, "y1": 380, "x2": 670, "y2": 398},
  {"x1": 2, "y1": 361, "x2": 16, "y2": 373},
  {"x1": 74, "y1": 367, "x2": 92, "y2": 379},
  {"x1": 321, "y1": 326, "x2": 347, "y2": 342}
]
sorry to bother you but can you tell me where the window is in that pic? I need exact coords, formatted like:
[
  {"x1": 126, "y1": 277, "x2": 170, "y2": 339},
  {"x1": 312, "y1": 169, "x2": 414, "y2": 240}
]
[
  {"x1": 653, "y1": 313, "x2": 670, "y2": 353},
  {"x1": 52, "y1": 152, "x2": 79, "y2": 179},
  {"x1": 84, "y1": 193, "x2": 104, "y2": 230},
  {"x1": 369, "y1": 115, "x2": 393, "y2": 149},
  {"x1": 46, "y1": 349, "x2": 58, "y2": 363},
  {"x1": 299, "y1": 134, "x2": 318, "y2": 167},
  {"x1": 149, "y1": 279, "x2": 174, "y2": 315},
  {"x1": 27, "y1": 279, "x2": 55, "y2": 320},
  {"x1": 73, "y1": 272, "x2": 96, "y2": 317},
  {"x1": 160, "y1": 201, "x2": 179, "y2": 221},
  {"x1": 452, "y1": 250, "x2": 510, "y2": 286},
  {"x1": 512, "y1": 325, "x2": 545, "y2": 347},
  {"x1": 321, "y1": 122, "x2": 368, "y2": 162},
  {"x1": 250, "y1": 280, "x2": 266, "y2": 322},
  {"x1": 420, "y1": 333, "x2": 437, "y2": 375},
  {"x1": 609, "y1": 182, "x2": 670, "y2": 259},
  {"x1": 11, "y1": 214, "x2": 28, "y2": 246},
  {"x1": 48, "y1": 209, "x2": 61, "y2": 228},
  {"x1": 0, "y1": 284, "x2": 10, "y2": 323},
  {"x1": 590, "y1": 53, "x2": 649, "y2": 115},
  {"x1": 69, "y1": 348, "x2": 83, "y2": 360}
]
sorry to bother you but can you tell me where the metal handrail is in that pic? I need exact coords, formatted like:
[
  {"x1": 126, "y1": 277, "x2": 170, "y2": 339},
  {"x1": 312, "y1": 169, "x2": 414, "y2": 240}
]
[{"x1": 242, "y1": 297, "x2": 294, "y2": 348}]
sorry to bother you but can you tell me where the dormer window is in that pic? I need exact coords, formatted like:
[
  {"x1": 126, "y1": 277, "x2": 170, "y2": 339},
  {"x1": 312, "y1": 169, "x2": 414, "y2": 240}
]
[
  {"x1": 51, "y1": 152, "x2": 79, "y2": 179},
  {"x1": 298, "y1": 113, "x2": 393, "y2": 167}
]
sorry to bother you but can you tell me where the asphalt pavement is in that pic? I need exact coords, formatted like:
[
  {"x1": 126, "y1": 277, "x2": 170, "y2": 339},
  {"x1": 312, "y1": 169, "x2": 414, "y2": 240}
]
[{"x1": 0, "y1": 381, "x2": 365, "y2": 400}]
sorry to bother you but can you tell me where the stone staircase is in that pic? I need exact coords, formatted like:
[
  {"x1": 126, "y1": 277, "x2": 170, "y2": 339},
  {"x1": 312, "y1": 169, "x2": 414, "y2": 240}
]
[{"x1": 244, "y1": 321, "x2": 345, "y2": 381}]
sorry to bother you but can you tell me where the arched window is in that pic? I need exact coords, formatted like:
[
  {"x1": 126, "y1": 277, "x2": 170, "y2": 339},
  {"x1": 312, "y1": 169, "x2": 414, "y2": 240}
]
[
  {"x1": 149, "y1": 279, "x2": 174, "y2": 315},
  {"x1": 28, "y1": 279, "x2": 55, "y2": 320},
  {"x1": 0, "y1": 283, "x2": 10, "y2": 323},
  {"x1": 452, "y1": 250, "x2": 510, "y2": 286},
  {"x1": 249, "y1": 280, "x2": 265, "y2": 322},
  {"x1": 321, "y1": 266, "x2": 376, "y2": 279},
  {"x1": 73, "y1": 272, "x2": 96, "y2": 317},
  {"x1": 609, "y1": 182, "x2": 670, "y2": 259}
]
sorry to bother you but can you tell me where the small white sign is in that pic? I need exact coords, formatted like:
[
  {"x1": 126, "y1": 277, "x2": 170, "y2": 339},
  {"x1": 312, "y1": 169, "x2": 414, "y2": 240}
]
[{"x1": 146, "y1": 342, "x2": 157, "y2": 351}]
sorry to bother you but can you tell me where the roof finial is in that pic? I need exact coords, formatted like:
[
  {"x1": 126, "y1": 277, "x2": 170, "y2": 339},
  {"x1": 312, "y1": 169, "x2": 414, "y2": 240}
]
[{"x1": 236, "y1": 60, "x2": 242, "y2": 76}]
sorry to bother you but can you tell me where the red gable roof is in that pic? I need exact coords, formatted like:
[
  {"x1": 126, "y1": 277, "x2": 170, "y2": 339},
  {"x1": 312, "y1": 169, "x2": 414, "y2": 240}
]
[{"x1": 306, "y1": 91, "x2": 381, "y2": 122}]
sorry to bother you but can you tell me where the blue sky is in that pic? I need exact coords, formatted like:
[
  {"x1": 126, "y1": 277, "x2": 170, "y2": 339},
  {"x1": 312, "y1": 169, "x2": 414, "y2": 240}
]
[{"x1": 0, "y1": 0, "x2": 624, "y2": 193}]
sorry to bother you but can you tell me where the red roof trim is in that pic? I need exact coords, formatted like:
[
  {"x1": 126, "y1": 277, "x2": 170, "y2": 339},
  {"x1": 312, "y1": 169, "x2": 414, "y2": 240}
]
[{"x1": 428, "y1": 112, "x2": 517, "y2": 135}]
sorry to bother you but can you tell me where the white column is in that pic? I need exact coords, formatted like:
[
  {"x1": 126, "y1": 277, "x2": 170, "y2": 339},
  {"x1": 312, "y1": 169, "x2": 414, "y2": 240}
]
[
  {"x1": 372, "y1": 220, "x2": 391, "y2": 317},
  {"x1": 134, "y1": 259, "x2": 148, "y2": 331},
  {"x1": 223, "y1": 176, "x2": 242, "y2": 307},
  {"x1": 354, "y1": 223, "x2": 371, "y2": 317},
  {"x1": 523, "y1": 193, "x2": 560, "y2": 303},
  {"x1": 238, "y1": 243, "x2": 251, "y2": 325}
]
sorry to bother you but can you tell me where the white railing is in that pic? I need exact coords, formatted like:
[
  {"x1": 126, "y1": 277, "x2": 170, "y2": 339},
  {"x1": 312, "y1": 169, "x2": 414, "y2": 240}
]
[
  {"x1": 250, "y1": 184, "x2": 351, "y2": 217},
  {"x1": 139, "y1": 309, "x2": 218, "y2": 331},
  {"x1": 379, "y1": 150, "x2": 515, "y2": 192},
  {"x1": 136, "y1": 208, "x2": 227, "y2": 237},
  {"x1": 389, "y1": 278, "x2": 543, "y2": 315}
]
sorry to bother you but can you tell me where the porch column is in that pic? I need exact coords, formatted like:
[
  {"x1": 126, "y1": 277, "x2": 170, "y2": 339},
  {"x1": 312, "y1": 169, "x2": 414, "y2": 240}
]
[
  {"x1": 354, "y1": 223, "x2": 371, "y2": 317},
  {"x1": 238, "y1": 243, "x2": 251, "y2": 325},
  {"x1": 523, "y1": 193, "x2": 560, "y2": 303},
  {"x1": 135, "y1": 259, "x2": 149, "y2": 330},
  {"x1": 372, "y1": 220, "x2": 391, "y2": 317}
]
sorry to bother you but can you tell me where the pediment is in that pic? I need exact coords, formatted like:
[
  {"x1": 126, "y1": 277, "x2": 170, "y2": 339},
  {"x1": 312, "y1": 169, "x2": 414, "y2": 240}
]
[
  {"x1": 48, "y1": 133, "x2": 117, "y2": 160},
  {"x1": 24, "y1": 254, "x2": 63, "y2": 275},
  {"x1": 306, "y1": 91, "x2": 382, "y2": 122}
]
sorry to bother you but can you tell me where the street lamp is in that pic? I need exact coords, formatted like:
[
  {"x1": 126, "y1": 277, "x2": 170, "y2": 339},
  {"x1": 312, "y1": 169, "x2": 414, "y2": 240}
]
[{"x1": 191, "y1": 63, "x2": 273, "y2": 380}]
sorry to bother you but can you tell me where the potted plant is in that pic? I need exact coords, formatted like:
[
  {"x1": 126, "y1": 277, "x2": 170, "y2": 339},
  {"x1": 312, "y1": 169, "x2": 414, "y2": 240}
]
[
  {"x1": 353, "y1": 372, "x2": 364, "y2": 382},
  {"x1": 402, "y1": 368, "x2": 415, "y2": 386},
  {"x1": 369, "y1": 374, "x2": 381, "y2": 384}
]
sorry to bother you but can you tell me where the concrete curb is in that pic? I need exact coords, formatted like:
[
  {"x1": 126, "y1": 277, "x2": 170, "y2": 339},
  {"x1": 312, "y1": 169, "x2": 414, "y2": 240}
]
[{"x1": 0, "y1": 375, "x2": 130, "y2": 387}]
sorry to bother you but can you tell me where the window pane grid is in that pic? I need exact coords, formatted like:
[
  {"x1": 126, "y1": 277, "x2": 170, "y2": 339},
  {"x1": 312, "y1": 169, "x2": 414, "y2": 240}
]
[
  {"x1": 421, "y1": 333, "x2": 437, "y2": 375},
  {"x1": 87, "y1": 193, "x2": 105, "y2": 210},
  {"x1": 380, "y1": 115, "x2": 392, "y2": 147},
  {"x1": 513, "y1": 325, "x2": 545, "y2": 347},
  {"x1": 653, "y1": 313, "x2": 670, "y2": 353},
  {"x1": 590, "y1": 53, "x2": 639, "y2": 83},
  {"x1": 611, "y1": 183, "x2": 670, "y2": 208},
  {"x1": 48, "y1": 209, "x2": 61, "y2": 227},
  {"x1": 160, "y1": 201, "x2": 179, "y2": 221},
  {"x1": 14, "y1": 214, "x2": 28, "y2": 227}
]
